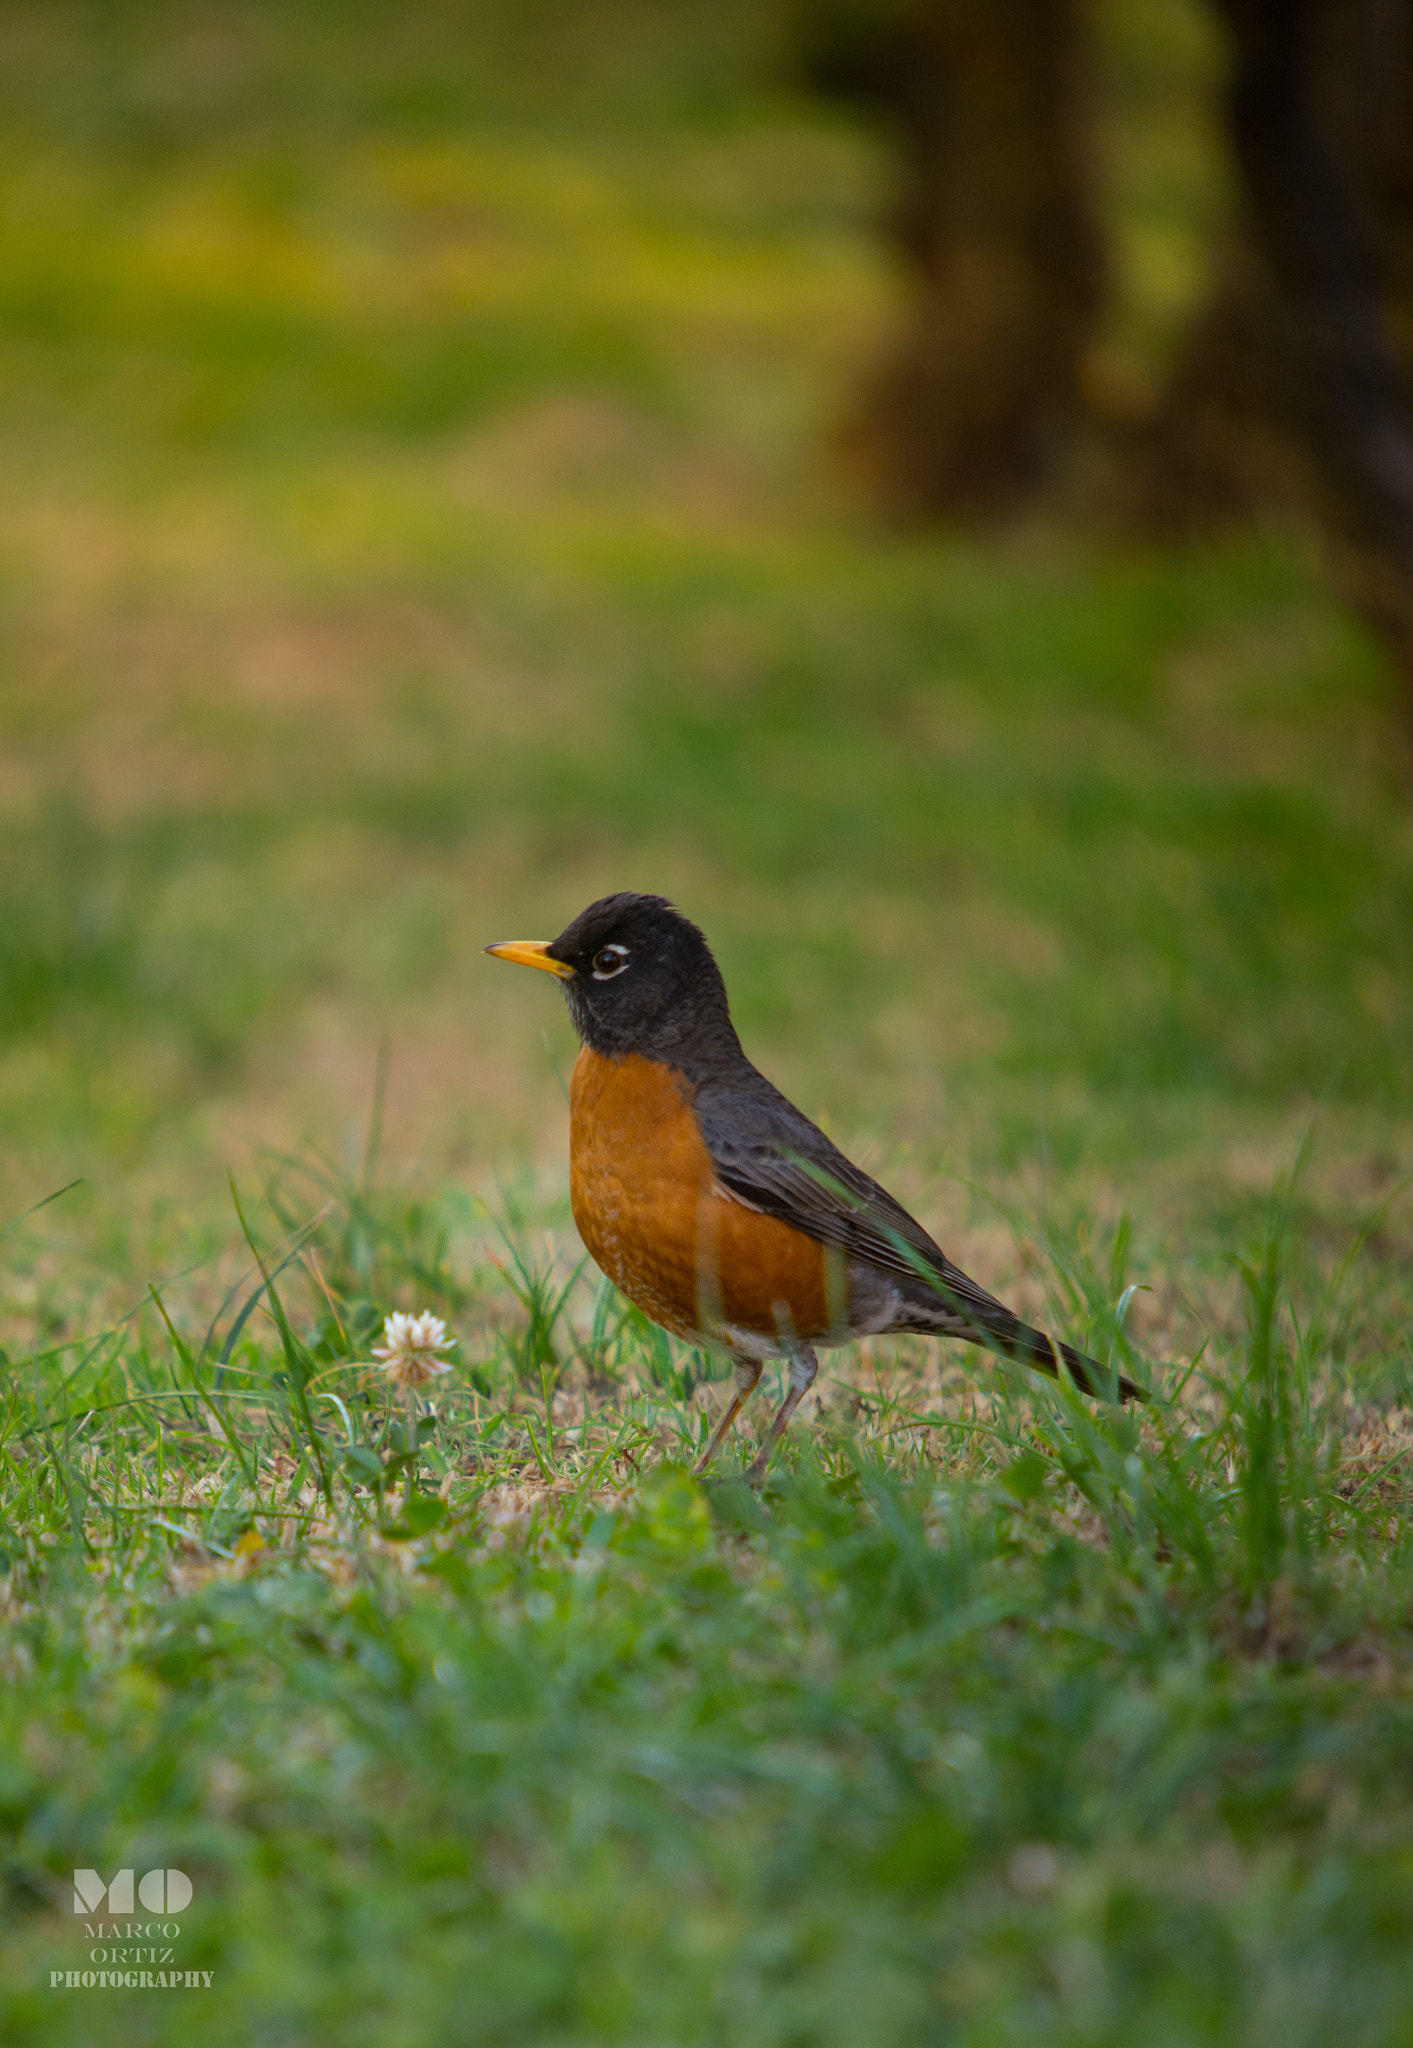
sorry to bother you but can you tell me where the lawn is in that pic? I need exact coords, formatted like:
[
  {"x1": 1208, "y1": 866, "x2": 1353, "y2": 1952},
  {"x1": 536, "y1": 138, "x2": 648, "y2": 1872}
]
[{"x1": 2, "y1": 3, "x2": 1413, "y2": 2042}]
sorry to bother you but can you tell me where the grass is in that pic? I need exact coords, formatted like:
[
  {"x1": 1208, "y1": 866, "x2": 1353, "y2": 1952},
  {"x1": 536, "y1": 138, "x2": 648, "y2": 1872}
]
[
  {"x1": 5, "y1": 1152, "x2": 1413, "y2": 2045},
  {"x1": 1, "y1": 1, "x2": 1412, "y2": 2040}
]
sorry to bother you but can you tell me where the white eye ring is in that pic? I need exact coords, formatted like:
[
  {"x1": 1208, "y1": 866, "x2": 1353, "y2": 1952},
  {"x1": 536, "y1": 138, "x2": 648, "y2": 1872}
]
[{"x1": 591, "y1": 945, "x2": 629, "y2": 980}]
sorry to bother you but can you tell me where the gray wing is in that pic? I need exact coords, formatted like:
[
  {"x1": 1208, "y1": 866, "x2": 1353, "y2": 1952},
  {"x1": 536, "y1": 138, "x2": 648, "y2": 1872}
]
[
  {"x1": 693, "y1": 1069, "x2": 1147, "y2": 1403},
  {"x1": 693, "y1": 1077, "x2": 1011, "y2": 1326}
]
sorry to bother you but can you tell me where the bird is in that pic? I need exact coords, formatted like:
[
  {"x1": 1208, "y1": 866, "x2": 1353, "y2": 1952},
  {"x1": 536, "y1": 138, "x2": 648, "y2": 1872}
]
[{"x1": 486, "y1": 893, "x2": 1145, "y2": 1482}]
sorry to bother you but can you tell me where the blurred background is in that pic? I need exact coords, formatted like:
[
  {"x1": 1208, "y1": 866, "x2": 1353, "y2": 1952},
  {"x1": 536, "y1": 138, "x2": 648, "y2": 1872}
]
[{"x1": 0, "y1": 0, "x2": 1410, "y2": 1340}]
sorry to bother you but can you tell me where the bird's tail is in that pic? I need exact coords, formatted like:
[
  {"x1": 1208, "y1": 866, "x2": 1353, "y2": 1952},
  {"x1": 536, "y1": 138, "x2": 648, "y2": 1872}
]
[{"x1": 968, "y1": 1314, "x2": 1147, "y2": 1404}]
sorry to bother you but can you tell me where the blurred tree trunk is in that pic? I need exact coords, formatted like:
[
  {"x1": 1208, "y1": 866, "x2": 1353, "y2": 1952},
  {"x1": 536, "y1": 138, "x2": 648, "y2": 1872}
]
[
  {"x1": 805, "y1": 0, "x2": 1413, "y2": 722},
  {"x1": 802, "y1": 0, "x2": 1105, "y2": 517},
  {"x1": 1135, "y1": 2, "x2": 1413, "y2": 517},
  {"x1": 1222, "y1": 0, "x2": 1413, "y2": 714},
  {"x1": 1127, "y1": 0, "x2": 1413, "y2": 721},
  {"x1": 1118, "y1": 241, "x2": 1307, "y2": 529}
]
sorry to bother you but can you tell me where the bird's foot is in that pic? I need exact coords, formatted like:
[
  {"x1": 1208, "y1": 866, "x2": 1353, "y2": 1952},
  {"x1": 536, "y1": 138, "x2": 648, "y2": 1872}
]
[{"x1": 740, "y1": 1346, "x2": 817, "y2": 1486}]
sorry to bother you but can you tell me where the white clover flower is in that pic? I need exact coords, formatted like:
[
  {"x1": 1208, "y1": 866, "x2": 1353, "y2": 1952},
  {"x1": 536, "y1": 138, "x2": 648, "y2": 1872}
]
[{"x1": 372, "y1": 1311, "x2": 456, "y2": 1388}]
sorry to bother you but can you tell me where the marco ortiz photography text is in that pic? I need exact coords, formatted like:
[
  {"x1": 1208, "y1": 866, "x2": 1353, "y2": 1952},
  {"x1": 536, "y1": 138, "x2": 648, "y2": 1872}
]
[{"x1": 50, "y1": 1870, "x2": 211, "y2": 1991}]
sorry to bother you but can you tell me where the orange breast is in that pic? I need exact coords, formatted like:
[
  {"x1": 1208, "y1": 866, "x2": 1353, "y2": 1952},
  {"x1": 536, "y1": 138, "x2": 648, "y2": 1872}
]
[{"x1": 568, "y1": 1048, "x2": 837, "y2": 1349}]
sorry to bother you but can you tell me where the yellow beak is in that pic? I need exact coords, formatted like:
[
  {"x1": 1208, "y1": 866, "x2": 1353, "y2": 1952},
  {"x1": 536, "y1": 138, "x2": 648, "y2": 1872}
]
[{"x1": 483, "y1": 939, "x2": 576, "y2": 980}]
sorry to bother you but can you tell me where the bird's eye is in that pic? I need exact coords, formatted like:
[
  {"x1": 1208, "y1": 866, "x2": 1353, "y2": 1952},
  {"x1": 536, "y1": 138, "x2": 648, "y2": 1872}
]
[{"x1": 591, "y1": 945, "x2": 629, "y2": 980}]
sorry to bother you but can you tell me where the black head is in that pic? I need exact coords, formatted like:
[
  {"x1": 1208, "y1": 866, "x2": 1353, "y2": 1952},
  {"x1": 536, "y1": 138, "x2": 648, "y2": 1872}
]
[{"x1": 485, "y1": 893, "x2": 743, "y2": 1071}]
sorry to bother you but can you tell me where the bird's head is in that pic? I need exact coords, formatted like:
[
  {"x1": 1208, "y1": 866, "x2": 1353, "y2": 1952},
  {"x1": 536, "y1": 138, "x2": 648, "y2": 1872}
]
[{"x1": 485, "y1": 892, "x2": 740, "y2": 1067}]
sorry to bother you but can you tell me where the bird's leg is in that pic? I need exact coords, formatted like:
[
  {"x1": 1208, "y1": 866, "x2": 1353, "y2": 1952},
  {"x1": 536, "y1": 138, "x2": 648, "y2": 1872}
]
[
  {"x1": 692, "y1": 1356, "x2": 763, "y2": 1476},
  {"x1": 744, "y1": 1344, "x2": 819, "y2": 1485}
]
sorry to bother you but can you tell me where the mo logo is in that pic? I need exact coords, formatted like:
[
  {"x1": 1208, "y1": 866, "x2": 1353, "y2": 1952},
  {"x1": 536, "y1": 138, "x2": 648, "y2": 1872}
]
[{"x1": 73, "y1": 1870, "x2": 193, "y2": 1915}]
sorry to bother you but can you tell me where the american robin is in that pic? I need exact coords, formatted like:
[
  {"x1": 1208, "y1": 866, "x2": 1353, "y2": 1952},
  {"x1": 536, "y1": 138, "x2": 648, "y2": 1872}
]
[{"x1": 487, "y1": 893, "x2": 1145, "y2": 1481}]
